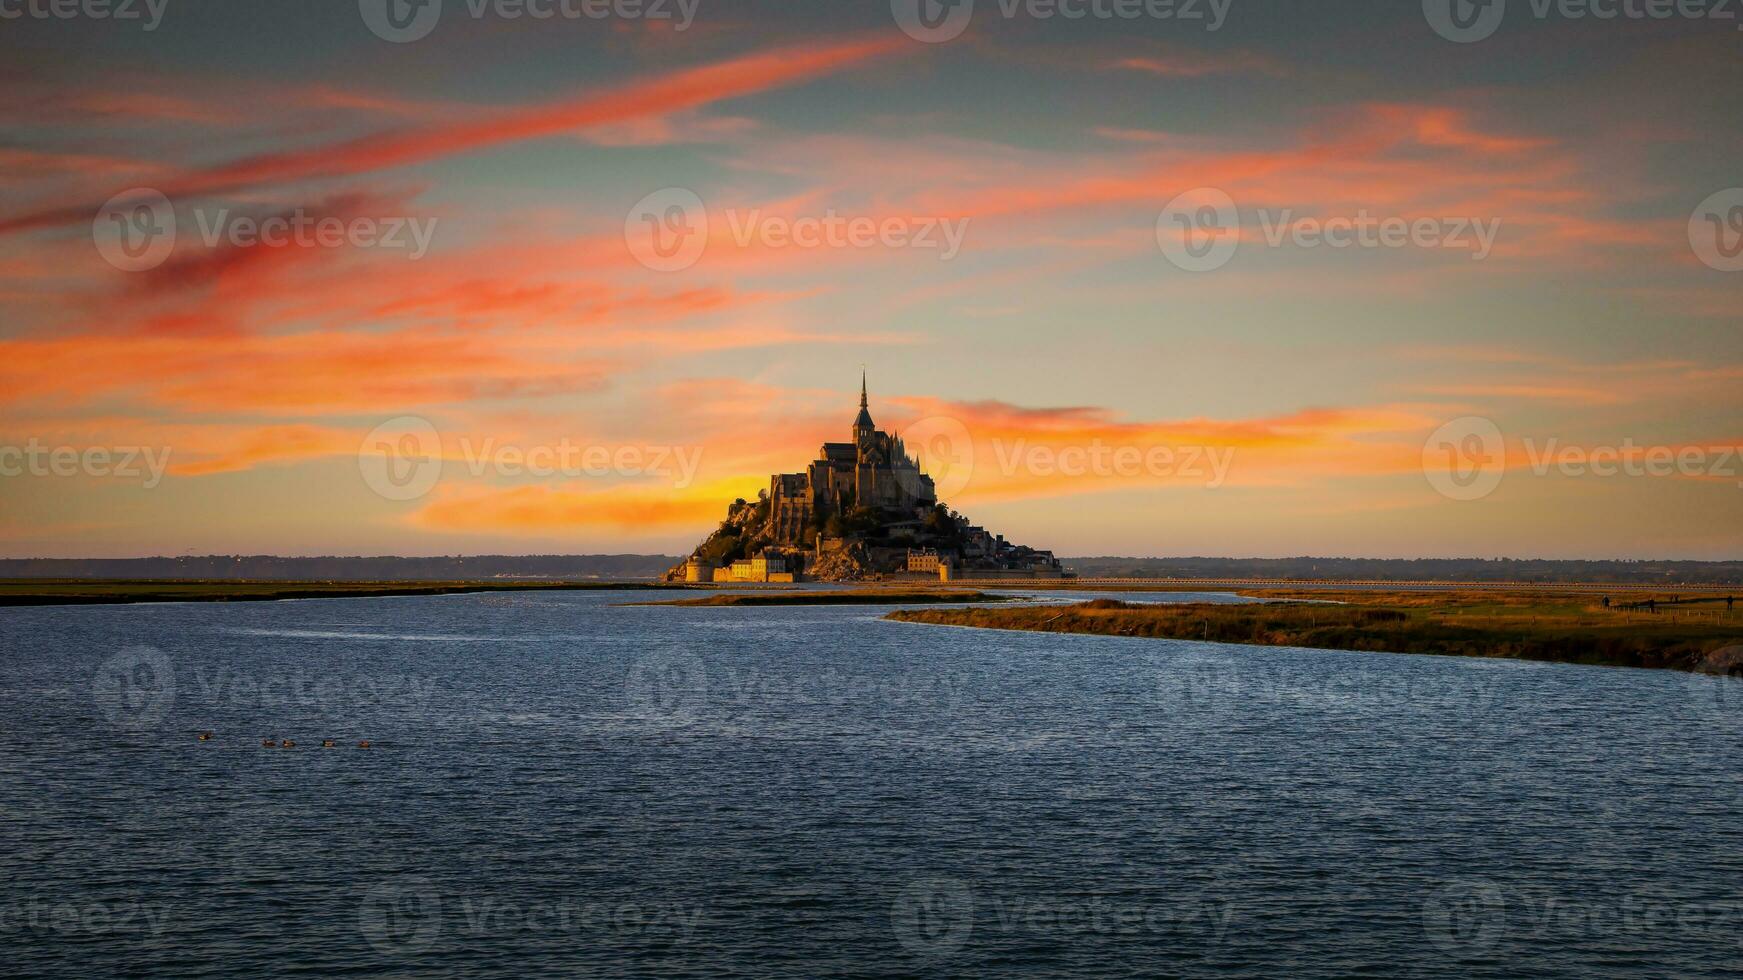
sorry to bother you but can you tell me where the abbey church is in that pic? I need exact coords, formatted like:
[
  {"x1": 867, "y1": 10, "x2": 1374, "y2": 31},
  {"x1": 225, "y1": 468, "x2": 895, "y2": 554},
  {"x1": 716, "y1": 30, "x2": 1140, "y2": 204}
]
[
  {"x1": 766, "y1": 375, "x2": 936, "y2": 544},
  {"x1": 669, "y1": 377, "x2": 1066, "y2": 583}
]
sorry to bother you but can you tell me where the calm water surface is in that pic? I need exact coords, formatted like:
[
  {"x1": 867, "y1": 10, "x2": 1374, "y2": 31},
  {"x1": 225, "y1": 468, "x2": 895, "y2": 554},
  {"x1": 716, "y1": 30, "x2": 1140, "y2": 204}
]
[{"x1": 3, "y1": 589, "x2": 1741, "y2": 977}]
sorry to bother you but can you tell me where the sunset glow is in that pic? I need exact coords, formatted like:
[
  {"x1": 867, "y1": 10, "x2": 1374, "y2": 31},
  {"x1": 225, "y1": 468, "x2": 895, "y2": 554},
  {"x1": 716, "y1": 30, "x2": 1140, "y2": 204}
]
[{"x1": 3, "y1": 1, "x2": 1739, "y2": 559}]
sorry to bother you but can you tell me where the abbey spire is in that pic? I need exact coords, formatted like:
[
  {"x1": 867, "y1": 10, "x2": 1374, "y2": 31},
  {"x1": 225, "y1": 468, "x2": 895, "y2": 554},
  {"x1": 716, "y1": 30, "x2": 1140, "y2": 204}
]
[{"x1": 852, "y1": 369, "x2": 875, "y2": 439}]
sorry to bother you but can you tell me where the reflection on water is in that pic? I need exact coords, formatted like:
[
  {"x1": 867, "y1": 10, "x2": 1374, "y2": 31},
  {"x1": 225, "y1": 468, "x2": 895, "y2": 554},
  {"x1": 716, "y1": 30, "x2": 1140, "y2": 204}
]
[{"x1": 2, "y1": 589, "x2": 1740, "y2": 978}]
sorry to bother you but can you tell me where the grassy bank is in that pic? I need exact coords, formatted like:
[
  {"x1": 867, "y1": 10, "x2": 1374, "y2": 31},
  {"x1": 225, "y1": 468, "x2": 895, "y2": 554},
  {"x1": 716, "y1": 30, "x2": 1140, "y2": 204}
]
[
  {"x1": 0, "y1": 579, "x2": 690, "y2": 606},
  {"x1": 886, "y1": 592, "x2": 1743, "y2": 673},
  {"x1": 633, "y1": 590, "x2": 1009, "y2": 607}
]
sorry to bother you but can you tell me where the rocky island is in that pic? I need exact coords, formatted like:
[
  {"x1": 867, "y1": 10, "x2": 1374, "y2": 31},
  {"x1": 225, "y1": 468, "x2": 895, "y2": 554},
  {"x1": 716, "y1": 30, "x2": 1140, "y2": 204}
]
[{"x1": 667, "y1": 377, "x2": 1068, "y2": 583}]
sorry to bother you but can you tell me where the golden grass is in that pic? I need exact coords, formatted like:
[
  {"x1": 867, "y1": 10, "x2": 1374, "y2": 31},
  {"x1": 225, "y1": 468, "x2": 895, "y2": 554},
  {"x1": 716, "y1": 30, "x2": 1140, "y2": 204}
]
[{"x1": 887, "y1": 592, "x2": 1743, "y2": 673}]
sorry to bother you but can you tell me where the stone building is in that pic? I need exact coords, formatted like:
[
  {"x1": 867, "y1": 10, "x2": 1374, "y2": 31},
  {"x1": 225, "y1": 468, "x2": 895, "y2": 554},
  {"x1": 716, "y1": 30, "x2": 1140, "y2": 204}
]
[{"x1": 767, "y1": 375, "x2": 936, "y2": 545}]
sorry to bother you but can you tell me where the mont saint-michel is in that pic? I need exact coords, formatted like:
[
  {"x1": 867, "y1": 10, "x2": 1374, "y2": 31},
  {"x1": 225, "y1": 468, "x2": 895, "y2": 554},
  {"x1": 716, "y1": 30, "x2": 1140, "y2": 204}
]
[{"x1": 668, "y1": 377, "x2": 1066, "y2": 583}]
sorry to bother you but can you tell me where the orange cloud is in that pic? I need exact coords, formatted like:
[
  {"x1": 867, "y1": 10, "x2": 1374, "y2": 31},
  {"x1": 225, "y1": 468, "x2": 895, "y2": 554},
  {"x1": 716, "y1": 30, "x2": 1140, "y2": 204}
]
[
  {"x1": 0, "y1": 36, "x2": 905, "y2": 236},
  {"x1": 412, "y1": 480, "x2": 743, "y2": 533},
  {"x1": 1110, "y1": 50, "x2": 1286, "y2": 78}
]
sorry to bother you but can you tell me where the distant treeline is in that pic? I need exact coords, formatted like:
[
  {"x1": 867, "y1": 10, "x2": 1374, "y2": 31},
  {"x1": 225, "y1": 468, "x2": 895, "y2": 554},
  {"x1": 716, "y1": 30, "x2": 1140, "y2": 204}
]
[
  {"x1": 1061, "y1": 556, "x2": 1743, "y2": 584},
  {"x1": 0, "y1": 555, "x2": 682, "y2": 581}
]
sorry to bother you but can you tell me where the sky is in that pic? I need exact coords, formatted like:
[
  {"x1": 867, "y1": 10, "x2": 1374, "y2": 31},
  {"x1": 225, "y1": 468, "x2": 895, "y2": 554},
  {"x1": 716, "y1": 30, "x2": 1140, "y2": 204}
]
[{"x1": 1, "y1": 0, "x2": 1739, "y2": 559}]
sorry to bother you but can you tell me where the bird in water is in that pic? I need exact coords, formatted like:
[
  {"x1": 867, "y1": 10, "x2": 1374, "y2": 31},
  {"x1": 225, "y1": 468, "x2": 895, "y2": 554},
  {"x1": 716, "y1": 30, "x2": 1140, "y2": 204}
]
[
  {"x1": 261, "y1": 739, "x2": 278, "y2": 748},
  {"x1": 198, "y1": 732, "x2": 214, "y2": 741},
  {"x1": 321, "y1": 739, "x2": 336, "y2": 748},
  {"x1": 357, "y1": 740, "x2": 372, "y2": 749},
  {"x1": 281, "y1": 739, "x2": 296, "y2": 748}
]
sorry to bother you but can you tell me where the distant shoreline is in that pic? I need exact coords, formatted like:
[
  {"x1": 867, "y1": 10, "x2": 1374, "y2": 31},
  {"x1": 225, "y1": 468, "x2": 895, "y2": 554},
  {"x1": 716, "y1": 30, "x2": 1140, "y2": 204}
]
[
  {"x1": 6, "y1": 578, "x2": 1741, "y2": 608},
  {"x1": 0, "y1": 580, "x2": 696, "y2": 607}
]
